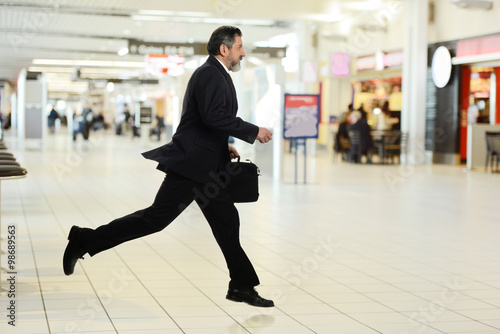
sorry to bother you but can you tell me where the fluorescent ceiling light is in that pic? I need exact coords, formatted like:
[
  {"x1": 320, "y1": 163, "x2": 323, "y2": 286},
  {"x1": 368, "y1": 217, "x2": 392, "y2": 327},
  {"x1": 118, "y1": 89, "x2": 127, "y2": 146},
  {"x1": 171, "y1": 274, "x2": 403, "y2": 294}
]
[
  {"x1": 137, "y1": 10, "x2": 211, "y2": 17},
  {"x1": 137, "y1": 10, "x2": 175, "y2": 16},
  {"x1": 132, "y1": 14, "x2": 275, "y2": 26},
  {"x1": 47, "y1": 83, "x2": 89, "y2": 88},
  {"x1": 79, "y1": 68, "x2": 142, "y2": 80},
  {"x1": 47, "y1": 86, "x2": 89, "y2": 93},
  {"x1": 342, "y1": 0, "x2": 387, "y2": 11},
  {"x1": 131, "y1": 15, "x2": 169, "y2": 22},
  {"x1": 28, "y1": 66, "x2": 75, "y2": 73},
  {"x1": 44, "y1": 73, "x2": 74, "y2": 81},
  {"x1": 48, "y1": 88, "x2": 88, "y2": 93},
  {"x1": 304, "y1": 13, "x2": 344, "y2": 22},
  {"x1": 80, "y1": 68, "x2": 139, "y2": 75},
  {"x1": 202, "y1": 18, "x2": 275, "y2": 26},
  {"x1": 32, "y1": 59, "x2": 145, "y2": 68}
]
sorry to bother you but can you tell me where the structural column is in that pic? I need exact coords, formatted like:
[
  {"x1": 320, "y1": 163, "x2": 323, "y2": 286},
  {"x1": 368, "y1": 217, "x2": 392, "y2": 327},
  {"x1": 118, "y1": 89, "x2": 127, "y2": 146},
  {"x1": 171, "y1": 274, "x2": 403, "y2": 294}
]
[
  {"x1": 401, "y1": 0, "x2": 429, "y2": 164},
  {"x1": 17, "y1": 69, "x2": 47, "y2": 149}
]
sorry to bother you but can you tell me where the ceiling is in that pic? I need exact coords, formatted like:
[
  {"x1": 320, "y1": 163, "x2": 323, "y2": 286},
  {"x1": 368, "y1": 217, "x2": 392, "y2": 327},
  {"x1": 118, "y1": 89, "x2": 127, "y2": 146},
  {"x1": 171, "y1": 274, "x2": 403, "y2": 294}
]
[{"x1": 0, "y1": 0, "x2": 400, "y2": 97}]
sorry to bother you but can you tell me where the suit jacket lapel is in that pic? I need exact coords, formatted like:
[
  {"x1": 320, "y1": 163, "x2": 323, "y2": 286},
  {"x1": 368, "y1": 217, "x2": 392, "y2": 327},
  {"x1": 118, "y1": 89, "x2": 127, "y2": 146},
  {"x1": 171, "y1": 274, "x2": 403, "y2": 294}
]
[
  {"x1": 208, "y1": 56, "x2": 238, "y2": 114},
  {"x1": 228, "y1": 75, "x2": 238, "y2": 112}
]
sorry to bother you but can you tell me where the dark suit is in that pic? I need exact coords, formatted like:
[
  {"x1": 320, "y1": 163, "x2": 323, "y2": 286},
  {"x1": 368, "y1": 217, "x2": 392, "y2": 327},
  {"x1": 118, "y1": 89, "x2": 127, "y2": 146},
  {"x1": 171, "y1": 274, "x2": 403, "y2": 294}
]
[
  {"x1": 143, "y1": 56, "x2": 258, "y2": 182},
  {"x1": 80, "y1": 56, "x2": 261, "y2": 289}
]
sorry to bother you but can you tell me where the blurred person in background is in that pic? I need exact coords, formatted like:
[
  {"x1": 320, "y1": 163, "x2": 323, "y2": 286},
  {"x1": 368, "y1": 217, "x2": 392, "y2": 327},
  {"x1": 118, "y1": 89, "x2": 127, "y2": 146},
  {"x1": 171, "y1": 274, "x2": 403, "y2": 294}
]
[
  {"x1": 48, "y1": 106, "x2": 59, "y2": 134},
  {"x1": 348, "y1": 110, "x2": 373, "y2": 163},
  {"x1": 375, "y1": 101, "x2": 399, "y2": 131}
]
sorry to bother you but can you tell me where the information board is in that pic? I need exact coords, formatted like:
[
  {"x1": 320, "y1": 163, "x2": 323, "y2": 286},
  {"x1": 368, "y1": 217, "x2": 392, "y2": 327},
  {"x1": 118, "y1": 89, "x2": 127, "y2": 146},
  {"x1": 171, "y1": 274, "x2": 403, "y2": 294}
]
[{"x1": 283, "y1": 94, "x2": 320, "y2": 139}]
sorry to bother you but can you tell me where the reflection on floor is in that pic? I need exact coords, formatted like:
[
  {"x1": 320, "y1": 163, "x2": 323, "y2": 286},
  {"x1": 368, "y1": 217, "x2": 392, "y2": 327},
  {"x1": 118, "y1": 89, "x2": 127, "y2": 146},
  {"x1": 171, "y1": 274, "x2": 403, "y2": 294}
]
[{"x1": 1, "y1": 131, "x2": 500, "y2": 334}]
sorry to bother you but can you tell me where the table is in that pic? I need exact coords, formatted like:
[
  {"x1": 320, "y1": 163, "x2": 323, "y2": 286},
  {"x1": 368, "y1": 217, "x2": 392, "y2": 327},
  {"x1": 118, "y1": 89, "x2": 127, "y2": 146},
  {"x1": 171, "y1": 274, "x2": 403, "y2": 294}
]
[{"x1": 371, "y1": 130, "x2": 402, "y2": 164}]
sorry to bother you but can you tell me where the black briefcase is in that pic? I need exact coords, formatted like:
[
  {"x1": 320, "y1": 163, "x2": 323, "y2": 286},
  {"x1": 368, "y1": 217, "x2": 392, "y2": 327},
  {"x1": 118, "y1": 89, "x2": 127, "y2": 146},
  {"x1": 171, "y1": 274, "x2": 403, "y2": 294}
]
[{"x1": 224, "y1": 157, "x2": 260, "y2": 203}]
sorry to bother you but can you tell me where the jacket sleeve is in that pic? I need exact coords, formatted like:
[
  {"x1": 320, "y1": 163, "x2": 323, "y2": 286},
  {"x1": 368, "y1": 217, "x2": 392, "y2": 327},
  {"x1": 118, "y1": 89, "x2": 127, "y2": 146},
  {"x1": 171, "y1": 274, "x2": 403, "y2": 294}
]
[{"x1": 194, "y1": 67, "x2": 258, "y2": 144}]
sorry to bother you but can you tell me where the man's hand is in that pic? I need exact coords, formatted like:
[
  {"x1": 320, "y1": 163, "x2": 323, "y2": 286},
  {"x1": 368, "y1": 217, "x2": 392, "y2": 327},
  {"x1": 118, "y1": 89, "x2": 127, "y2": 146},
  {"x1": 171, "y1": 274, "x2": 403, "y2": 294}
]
[
  {"x1": 228, "y1": 144, "x2": 239, "y2": 159},
  {"x1": 256, "y1": 127, "x2": 273, "y2": 143}
]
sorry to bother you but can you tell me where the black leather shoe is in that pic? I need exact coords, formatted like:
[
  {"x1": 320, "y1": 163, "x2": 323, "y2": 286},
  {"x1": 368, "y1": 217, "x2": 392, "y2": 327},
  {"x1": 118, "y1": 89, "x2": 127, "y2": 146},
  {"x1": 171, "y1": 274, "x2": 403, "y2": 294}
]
[
  {"x1": 226, "y1": 287, "x2": 274, "y2": 307},
  {"x1": 63, "y1": 226, "x2": 87, "y2": 275}
]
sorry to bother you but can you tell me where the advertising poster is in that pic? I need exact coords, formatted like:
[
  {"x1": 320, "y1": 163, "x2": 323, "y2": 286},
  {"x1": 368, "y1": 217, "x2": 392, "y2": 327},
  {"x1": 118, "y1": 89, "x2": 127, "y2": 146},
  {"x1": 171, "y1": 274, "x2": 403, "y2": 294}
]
[
  {"x1": 332, "y1": 52, "x2": 350, "y2": 77},
  {"x1": 283, "y1": 94, "x2": 320, "y2": 139}
]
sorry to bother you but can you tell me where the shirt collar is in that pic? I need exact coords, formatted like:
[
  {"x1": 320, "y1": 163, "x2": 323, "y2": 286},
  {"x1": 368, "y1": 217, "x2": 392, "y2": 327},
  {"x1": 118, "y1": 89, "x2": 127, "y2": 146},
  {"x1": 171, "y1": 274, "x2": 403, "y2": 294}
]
[{"x1": 215, "y1": 56, "x2": 230, "y2": 73}]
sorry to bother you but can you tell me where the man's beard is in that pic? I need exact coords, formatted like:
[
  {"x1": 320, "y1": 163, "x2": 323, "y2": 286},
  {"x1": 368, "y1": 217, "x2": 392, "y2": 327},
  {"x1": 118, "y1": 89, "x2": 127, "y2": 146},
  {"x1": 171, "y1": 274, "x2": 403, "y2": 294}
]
[{"x1": 229, "y1": 57, "x2": 242, "y2": 72}]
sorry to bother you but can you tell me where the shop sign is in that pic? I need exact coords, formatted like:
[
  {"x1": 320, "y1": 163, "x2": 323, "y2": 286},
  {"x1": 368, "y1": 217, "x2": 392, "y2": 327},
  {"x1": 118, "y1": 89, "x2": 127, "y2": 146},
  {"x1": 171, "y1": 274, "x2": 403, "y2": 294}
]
[
  {"x1": 128, "y1": 39, "x2": 286, "y2": 58},
  {"x1": 384, "y1": 52, "x2": 404, "y2": 67},
  {"x1": 146, "y1": 54, "x2": 185, "y2": 76},
  {"x1": 457, "y1": 34, "x2": 500, "y2": 57},
  {"x1": 431, "y1": 46, "x2": 452, "y2": 88},
  {"x1": 129, "y1": 39, "x2": 207, "y2": 56},
  {"x1": 356, "y1": 51, "x2": 403, "y2": 71},
  {"x1": 356, "y1": 56, "x2": 377, "y2": 71},
  {"x1": 245, "y1": 46, "x2": 287, "y2": 58}
]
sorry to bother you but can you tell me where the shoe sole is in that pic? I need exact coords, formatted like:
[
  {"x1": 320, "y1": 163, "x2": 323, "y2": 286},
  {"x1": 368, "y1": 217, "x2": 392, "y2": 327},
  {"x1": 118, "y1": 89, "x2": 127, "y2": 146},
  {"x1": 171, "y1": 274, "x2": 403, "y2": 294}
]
[
  {"x1": 226, "y1": 294, "x2": 243, "y2": 303},
  {"x1": 226, "y1": 294, "x2": 274, "y2": 307},
  {"x1": 63, "y1": 226, "x2": 80, "y2": 275}
]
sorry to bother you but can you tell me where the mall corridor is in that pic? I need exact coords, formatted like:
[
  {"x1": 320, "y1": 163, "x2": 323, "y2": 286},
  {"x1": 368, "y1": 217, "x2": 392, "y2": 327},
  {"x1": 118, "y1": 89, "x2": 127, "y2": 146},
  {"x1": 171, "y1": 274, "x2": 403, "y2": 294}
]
[{"x1": 1, "y1": 132, "x2": 500, "y2": 334}]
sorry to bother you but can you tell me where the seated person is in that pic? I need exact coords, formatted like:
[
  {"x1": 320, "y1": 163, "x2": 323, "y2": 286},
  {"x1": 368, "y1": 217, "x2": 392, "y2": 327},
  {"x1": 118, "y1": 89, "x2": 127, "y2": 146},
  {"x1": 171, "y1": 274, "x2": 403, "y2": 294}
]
[
  {"x1": 347, "y1": 110, "x2": 373, "y2": 163},
  {"x1": 375, "y1": 101, "x2": 399, "y2": 131},
  {"x1": 334, "y1": 111, "x2": 351, "y2": 155}
]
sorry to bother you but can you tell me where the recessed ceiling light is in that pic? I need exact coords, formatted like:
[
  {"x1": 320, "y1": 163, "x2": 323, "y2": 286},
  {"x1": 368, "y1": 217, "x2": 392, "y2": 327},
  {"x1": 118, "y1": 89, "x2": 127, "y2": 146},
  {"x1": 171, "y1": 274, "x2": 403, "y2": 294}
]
[{"x1": 118, "y1": 48, "x2": 129, "y2": 56}]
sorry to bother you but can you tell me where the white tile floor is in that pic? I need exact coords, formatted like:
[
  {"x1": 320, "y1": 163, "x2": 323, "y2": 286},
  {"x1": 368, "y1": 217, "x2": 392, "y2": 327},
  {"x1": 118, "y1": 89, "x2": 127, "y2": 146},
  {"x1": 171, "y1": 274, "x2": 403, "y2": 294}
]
[{"x1": 2, "y1": 130, "x2": 500, "y2": 334}]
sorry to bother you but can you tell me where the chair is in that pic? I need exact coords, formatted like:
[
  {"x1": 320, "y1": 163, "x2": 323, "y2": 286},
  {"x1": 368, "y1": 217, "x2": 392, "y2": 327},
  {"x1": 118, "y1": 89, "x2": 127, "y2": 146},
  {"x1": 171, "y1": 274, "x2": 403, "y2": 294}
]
[
  {"x1": 333, "y1": 131, "x2": 350, "y2": 162},
  {"x1": 485, "y1": 132, "x2": 500, "y2": 172},
  {"x1": 348, "y1": 130, "x2": 362, "y2": 163},
  {"x1": 382, "y1": 132, "x2": 402, "y2": 164}
]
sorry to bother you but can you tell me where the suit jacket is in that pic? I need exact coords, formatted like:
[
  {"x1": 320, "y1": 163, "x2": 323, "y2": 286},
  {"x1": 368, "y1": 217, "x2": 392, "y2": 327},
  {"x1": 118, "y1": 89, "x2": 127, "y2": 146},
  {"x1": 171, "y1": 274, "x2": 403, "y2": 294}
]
[{"x1": 142, "y1": 55, "x2": 259, "y2": 183}]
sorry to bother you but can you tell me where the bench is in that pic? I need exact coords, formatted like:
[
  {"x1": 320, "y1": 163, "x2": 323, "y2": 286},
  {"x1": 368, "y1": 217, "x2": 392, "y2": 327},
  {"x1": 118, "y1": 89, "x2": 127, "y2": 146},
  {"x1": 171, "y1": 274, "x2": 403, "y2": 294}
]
[{"x1": 0, "y1": 141, "x2": 27, "y2": 292}]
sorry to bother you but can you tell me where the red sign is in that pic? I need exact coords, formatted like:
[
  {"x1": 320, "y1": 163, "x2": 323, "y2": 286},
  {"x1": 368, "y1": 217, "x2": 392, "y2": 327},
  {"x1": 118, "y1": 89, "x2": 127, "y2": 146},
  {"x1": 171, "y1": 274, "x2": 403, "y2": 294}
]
[{"x1": 146, "y1": 54, "x2": 185, "y2": 76}]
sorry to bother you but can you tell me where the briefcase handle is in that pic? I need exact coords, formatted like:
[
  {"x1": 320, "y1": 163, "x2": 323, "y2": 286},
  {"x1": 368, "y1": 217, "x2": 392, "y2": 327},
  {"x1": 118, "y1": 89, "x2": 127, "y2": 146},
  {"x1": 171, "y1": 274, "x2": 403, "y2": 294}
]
[{"x1": 232, "y1": 156, "x2": 260, "y2": 175}]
